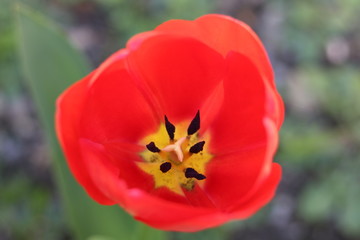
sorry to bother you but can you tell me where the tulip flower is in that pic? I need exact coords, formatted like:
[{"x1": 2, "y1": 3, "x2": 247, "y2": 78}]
[{"x1": 56, "y1": 14, "x2": 284, "y2": 232}]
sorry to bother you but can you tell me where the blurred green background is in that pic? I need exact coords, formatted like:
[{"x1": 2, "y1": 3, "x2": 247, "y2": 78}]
[{"x1": 1, "y1": 0, "x2": 360, "y2": 239}]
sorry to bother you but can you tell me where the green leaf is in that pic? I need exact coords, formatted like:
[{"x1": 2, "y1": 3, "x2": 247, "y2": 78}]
[
  {"x1": 15, "y1": 3, "x2": 143, "y2": 239},
  {"x1": 172, "y1": 228, "x2": 226, "y2": 240},
  {"x1": 87, "y1": 235, "x2": 117, "y2": 240},
  {"x1": 298, "y1": 182, "x2": 333, "y2": 222},
  {"x1": 132, "y1": 223, "x2": 167, "y2": 240}
]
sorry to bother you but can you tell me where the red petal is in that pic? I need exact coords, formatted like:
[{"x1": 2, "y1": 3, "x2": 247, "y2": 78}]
[
  {"x1": 195, "y1": 15, "x2": 284, "y2": 129},
  {"x1": 126, "y1": 34, "x2": 225, "y2": 122},
  {"x1": 56, "y1": 73, "x2": 114, "y2": 205},
  {"x1": 156, "y1": 15, "x2": 270, "y2": 84},
  {"x1": 199, "y1": 81, "x2": 225, "y2": 135},
  {"x1": 204, "y1": 52, "x2": 280, "y2": 210},
  {"x1": 79, "y1": 138, "x2": 125, "y2": 202},
  {"x1": 156, "y1": 14, "x2": 284, "y2": 128},
  {"x1": 210, "y1": 52, "x2": 274, "y2": 154},
  {"x1": 102, "y1": 141, "x2": 153, "y2": 190},
  {"x1": 103, "y1": 141, "x2": 190, "y2": 205},
  {"x1": 238, "y1": 117, "x2": 280, "y2": 201},
  {"x1": 56, "y1": 48, "x2": 159, "y2": 205},
  {"x1": 125, "y1": 189, "x2": 226, "y2": 232},
  {"x1": 182, "y1": 183, "x2": 217, "y2": 208},
  {"x1": 79, "y1": 51, "x2": 159, "y2": 143},
  {"x1": 204, "y1": 145, "x2": 267, "y2": 210},
  {"x1": 230, "y1": 163, "x2": 282, "y2": 218},
  {"x1": 264, "y1": 78, "x2": 285, "y2": 129},
  {"x1": 205, "y1": 116, "x2": 279, "y2": 211}
]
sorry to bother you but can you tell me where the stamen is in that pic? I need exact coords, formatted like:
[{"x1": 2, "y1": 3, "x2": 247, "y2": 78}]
[
  {"x1": 164, "y1": 115, "x2": 175, "y2": 140},
  {"x1": 185, "y1": 168, "x2": 206, "y2": 180},
  {"x1": 146, "y1": 142, "x2": 161, "y2": 153},
  {"x1": 189, "y1": 141, "x2": 205, "y2": 154},
  {"x1": 160, "y1": 162, "x2": 172, "y2": 173},
  {"x1": 187, "y1": 110, "x2": 200, "y2": 135}
]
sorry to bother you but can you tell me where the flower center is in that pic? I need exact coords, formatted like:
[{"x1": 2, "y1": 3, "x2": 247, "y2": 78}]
[{"x1": 137, "y1": 111, "x2": 212, "y2": 195}]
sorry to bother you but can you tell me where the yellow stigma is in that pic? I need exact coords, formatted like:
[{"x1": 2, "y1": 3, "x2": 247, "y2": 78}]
[{"x1": 137, "y1": 118, "x2": 212, "y2": 195}]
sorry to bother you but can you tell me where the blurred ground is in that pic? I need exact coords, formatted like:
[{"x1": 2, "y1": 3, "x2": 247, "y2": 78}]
[{"x1": 1, "y1": 0, "x2": 360, "y2": 239}]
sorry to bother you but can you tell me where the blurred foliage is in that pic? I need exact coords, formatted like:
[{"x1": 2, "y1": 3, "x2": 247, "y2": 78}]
[
  {"x1": 0, "y1": 0, "x2": 360, "y2": 239},
  {"x1": 0, "y1": 173, "x2": 65, "y2": 239},
  {"x1": 15, "y1": 2, "x2": 165, "y2": 240},
  {"x1": 274, "y1": 0, "x2": 360, "y2": 238}
]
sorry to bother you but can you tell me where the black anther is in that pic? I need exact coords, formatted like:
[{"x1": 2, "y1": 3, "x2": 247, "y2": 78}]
[
  {"x1": 185, "y1": 168, "x2": 206, "y2": 180},
  {"x1": 146, "y1": 142, "x2": 161, "y2": 153},
  {"x1": 164, "y1": 115, "x2": 175, "y2": 140},
  {"x1": 160, "y1": 162, "x2": 172, "y2": 173},
  {"x1": 187, "y1": 110, "x2": 200, "y2": 135},
  {"x1": 189, "y1": 141, "x2": 205, "y2": 154}
]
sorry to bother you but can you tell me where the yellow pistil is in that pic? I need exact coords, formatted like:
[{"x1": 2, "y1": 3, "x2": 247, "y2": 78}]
[{"x1": 137, "y1": 118, "x2": 212, "y2": 195}]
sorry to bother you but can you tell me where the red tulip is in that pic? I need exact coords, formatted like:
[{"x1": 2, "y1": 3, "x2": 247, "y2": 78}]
[{"x1": 56, "y1": 14, "x2": 284, "y2": 232}]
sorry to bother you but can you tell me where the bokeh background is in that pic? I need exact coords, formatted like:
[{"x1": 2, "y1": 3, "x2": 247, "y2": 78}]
[{"x1": 1, "y1": 0, "x2": 360, "y2": 239}]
